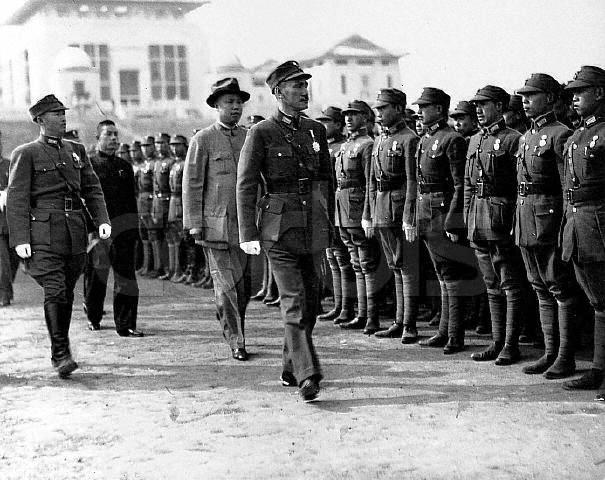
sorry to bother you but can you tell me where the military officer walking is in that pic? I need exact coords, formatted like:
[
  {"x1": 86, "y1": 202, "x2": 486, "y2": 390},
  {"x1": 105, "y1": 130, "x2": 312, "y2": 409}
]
[
  {"x1": 365, "y1": 88, "x2": 420, "y2": 342},
  {"x1": 557, "y1": 66, "x2": 605, "y2": 401},
  {"x1": 7, "y1": 94, "x2": 111, "y2": 377},
  {"x1": 183, "y1": 78, "x2": 251, "y2": 361},
  {"x1": 514, "y1": 73, "x2": 578, "y2": 378},
  {"x1": 84, "y1": 120, "x2": 143, "y2": 336},
  {"x1": 411, "y1": 88, "x2": 475, "y2": 354},
  {"x1": 237, "y1": 61, "x2": 333, "y2": 401},
  {"x1": 315, "y1": 106, "x2": 355, "y2": 323},
  {"x1": 336, "y1": 100, "x2": 380, "y2": 334},
  {"x1": 465, "y1": 86, "x2": 526, "y2": 365}
]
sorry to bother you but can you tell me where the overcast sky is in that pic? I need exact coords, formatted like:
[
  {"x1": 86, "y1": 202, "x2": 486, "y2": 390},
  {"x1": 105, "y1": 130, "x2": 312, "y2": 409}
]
[{"x1": 3, "y1": 0, "x2": 605, "y2": 103}]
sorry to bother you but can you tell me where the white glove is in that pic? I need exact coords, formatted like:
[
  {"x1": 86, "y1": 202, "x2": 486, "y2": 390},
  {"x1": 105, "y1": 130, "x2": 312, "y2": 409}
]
[
  {"x1": 403, "y1": 222, "x2": 417, "y2": 243},
  {"x1": 0, "y1": 190, "x2": 6, "y2": 212},
  {"x1": 361, "y1": 219, "x2": 373, "y2": 238},
  {"x1": 15, "y1": 243, "x2": 32, "y2": 259},
  {"x1": 98, "y1": 223, "x2": 111, "y2": 240},
  {"x1": 240, "y1": 240, "x2": 261, "y2": 255}
]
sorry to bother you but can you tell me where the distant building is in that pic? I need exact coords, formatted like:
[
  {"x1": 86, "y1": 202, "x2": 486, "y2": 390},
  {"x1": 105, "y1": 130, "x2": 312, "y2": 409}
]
[{"x1": 0, "y1": 0, "x2": 209, "y2": 119}]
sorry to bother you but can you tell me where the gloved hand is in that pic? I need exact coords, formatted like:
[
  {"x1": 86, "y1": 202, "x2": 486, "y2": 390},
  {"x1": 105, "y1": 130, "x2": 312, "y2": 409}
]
[
  {"x1": 98, "y1": 223, "x2": 111, "y2": 240},
  {"x1": 361, "y1": 219, "x2": 374, "y2": 238},
  {"x1": 0, "y1": 190, "x2": 6, "y2": 212},
  {"x1": 403, "y1": 222, "x2": 417, "y2": 242},
  {"x1": 15, "y1": 243, "x2": 32, "y2": 259},
  {"x1": 240, "y1": 240, "x2": 261, "y2": 255}
]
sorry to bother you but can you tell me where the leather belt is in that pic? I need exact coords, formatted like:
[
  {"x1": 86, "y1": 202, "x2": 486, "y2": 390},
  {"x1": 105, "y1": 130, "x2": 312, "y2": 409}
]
[
  {"x1": 376, "y1": 178, "x2": 404, "y2": 192},
  {"x1": 565, "y1": 185, "x2": 605, "y2": 205},
  {"x1": 266, "y1": 178, "x2": 311, "y2": 195},
  {"x1": 33, "y1": 196, "x2": 82, "y2": 211},
  {"x1": 155, "y1": 192, "x2": 171, "y2": 199},
  {"x1": 518, "y1": 182, "x2": 560, "y2": 197},
  {"x1": 469, "y1": 181, "x2": 504, "y2": 198},
  {"x1": 337, "y1": 179, "x2": 363, "y2": 189},
  {"x1": 418, "y1": 182, "x2": 447, "y2": 194}
]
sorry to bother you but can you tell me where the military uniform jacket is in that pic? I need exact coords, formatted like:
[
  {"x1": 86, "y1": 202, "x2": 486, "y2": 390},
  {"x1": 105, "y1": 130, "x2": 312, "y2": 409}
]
[
  {"x1": 0, "y1": 157, "x2": 9, "y2": 235},
  {"x1": 7, "y1": 136, "x2": 109, "y2": 254},
  {"x1": 327, "y1": 134, "x2": 345, "y2": 224},
  {"x1": 168, "y1": 157, "x2": 185, "y2": 223},
  {"x1": 236, "y1": 110, "x2": 333, "y2": 249},
  {"x1": 365, "y1": 121, "x2": 418, "y2": 228},
  {"x1": 334, "y1": 128, "x2": 373, "y2": 228},
  {"x1": 183, "y1": 122, "x2": 246, "y2": 248},
  {"x1": 414, "y1": 121, "x2": 467, "y2": 235},
  {"x1": 137, "y1": 157, "x2": 155, "y2": 218},
  {"x1": 152, "y1": 155, "x2": 174, "y2": 222},
  {"x1": 464, "y1": 119, "x2": 521, "y2": 242},
  {"x1": 514, "y1": 111, "x2": 571, "y2": 248},
  {"x1": 89, "y1": 150, "x2": 138, "y2": 239},
  {"x1": 560, "y1": 115, "x2": 605, "y2": 262}
]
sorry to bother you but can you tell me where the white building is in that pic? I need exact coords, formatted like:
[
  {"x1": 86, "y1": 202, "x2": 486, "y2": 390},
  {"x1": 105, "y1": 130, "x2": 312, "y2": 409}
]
[{"x1": 0, "y1": 0, "x2": 210, "y2": 119}]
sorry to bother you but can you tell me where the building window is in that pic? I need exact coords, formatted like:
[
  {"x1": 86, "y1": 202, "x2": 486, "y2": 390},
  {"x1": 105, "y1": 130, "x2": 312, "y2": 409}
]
[
  {"x1": 361, "y1": 75, "x2": 369, "y2": 88},
  {"x1": 357, "y1": 59, "x2": 373, "y2": 66},
  {"x1": 335, "y1": 59, "x2": 348, "y2": 65},
  {"x1": 119, "y1": 70, "x2": 140, "y2": 105},
  {"x1": 72, "y1": 43, "x2": 112, "y2": 101},
  {"x1": 252, "y1": 77, "x2": 265, "y2": 87},
  {"x1": 148, "y1": 45, "x2": 189, "y2": 101},
  {"x1": 386, "y1": 75, "x2": 393, "y2": 88},
  {"x1": 382, "y1": 60, "x2": 391, "y2": 66},
  {"x1": 340, "y1": 75, "x2": 347, "y2": 95}
]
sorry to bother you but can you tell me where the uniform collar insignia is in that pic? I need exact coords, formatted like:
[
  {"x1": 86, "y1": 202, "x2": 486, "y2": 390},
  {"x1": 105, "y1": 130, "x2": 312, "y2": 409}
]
[
  {"x1": 583, "y1": 115, "x2": 605, "y2": 127},
  {"x1": 483, "y1": 118, "x2": 506, "y2": 136},
  {"x1": 533, "y1": 111, "x2": 556, "y2": 130},
  {"x1": 276, "y1": 109, "x2": 300, "y2": 129},
  {"x1": 384, "y1": 120, "x2": 407, "y2": 136},
  {"x1": 425, "y1": 119, "x2": 447, "y2": 135},
  {"x1": 41, "y1": 135, "x2": 63, "y2": 147}
]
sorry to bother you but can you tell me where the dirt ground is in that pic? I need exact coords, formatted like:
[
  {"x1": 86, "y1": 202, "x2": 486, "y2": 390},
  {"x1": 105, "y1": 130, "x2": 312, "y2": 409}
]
[{"x1": 1, "y1": 270, "x2": 604, "y2": 480}]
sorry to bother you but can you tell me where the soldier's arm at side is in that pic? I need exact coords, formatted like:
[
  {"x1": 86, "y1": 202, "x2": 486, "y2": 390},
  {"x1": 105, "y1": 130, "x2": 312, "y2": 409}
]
[
  {"x1": 237, "y1": 126, "x2": 264, "y2": 243},
  {"x1": 444, "y1": 135, "x2": 468, "y2": 234},
  {"x1": 79, "y1": 144, "x2": 110, "y2": 227},
  {"x1": 403, "y1": 135, "x2": 419, "y2": 227},
  {"x1": 554, "y1": 127, "x2": 573, "y2": 191},
  {"x1": 6, "y1": 146, "x2": 33, "y2": 248},
  {"x1": 182, "y1": 133, "x2": 207, "y2": 231}
]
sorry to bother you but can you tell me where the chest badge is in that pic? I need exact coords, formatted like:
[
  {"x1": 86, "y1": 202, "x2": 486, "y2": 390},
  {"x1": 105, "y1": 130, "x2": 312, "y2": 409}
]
[
  {"x1": 72, "y1": 152, "x2": 81, "y2": 166},
  {"x1": 309, "y1": 130, "x2": 320, "y2": 153},
  {"x1": 431, "y1": 139, "x2": 439, "y2": 151},
  {"x1": 589, "y1": 135, "x2": 599, "y2": 149},
  {"x1": 493, "y1": 138, "x2": 501, "y2": 151},
  {"x1": 392, "y1": 140, "x2": 398, "y2": 152},
  {"x1": 539, "y1": 134, "x2": 547, "y2": 147}
]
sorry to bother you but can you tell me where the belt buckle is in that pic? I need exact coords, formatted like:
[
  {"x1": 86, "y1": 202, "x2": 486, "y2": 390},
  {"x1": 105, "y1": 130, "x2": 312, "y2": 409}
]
[
  {"x1": 476, "y1": 181, "x2": 485, "y2": 198},
  {"x1": 518, "y1": 182, "x2": 528, "y2": 197},
  {"x1": 64, "y1": 196, "x2": 73, "y2": 211},
  {"x1": 298, "y1": 178, "x2": 310, "y2": 195},
  {"x1": 566, "y1": 188, "x2": 575, "y2": 204},
  {"x1": 377, "y1": 179, "x2": 385, "y2": 192}
]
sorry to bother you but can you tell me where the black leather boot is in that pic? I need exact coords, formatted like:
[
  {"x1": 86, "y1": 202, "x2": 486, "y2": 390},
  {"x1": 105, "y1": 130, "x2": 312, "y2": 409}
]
[{"x1": 44, "y1": 303, "x2": 78, "y2": 378}]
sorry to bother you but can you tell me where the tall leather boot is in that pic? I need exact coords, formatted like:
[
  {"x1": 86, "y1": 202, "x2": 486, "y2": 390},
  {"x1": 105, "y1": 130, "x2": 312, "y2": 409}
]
[
  {"x1": 544, "y1": 297, "x2": 576, "y2": 379},
  {"x1": 170, "y1": 243, "x2": 184, "y2": 283},
  {"x1": 148, "y1": 240, "x2": 164, "y2": 278},
  {"x1": 137, "y1": 240, "x2": 152, "y2": 276},
  {"x1": 472, "y1": 291, "x2": 505, "y2": 361},
  {"x1": 377, "y1": 270, "x2": 404, "y2": 338},
  {"x1": 159, "y1": 243, "x2": 175, "y2": 280},
  {"x1": 495, "y1": 288, "x2": 522, "y2": 365},
  {"x1": 318, "y1": 249, "x2": 342, "y2": 320},
  {"x1": 401, "y1": 272, "x2": 419, "y2": 343},
  {"x1": 341, "y1": 273, "x2": 367, "y2": 330},
  {"x1": 564, "y1": 311, "x2": 605, "y2": 390},
  {"x1": 363, "y1": 271, "x2": 380, "y2": 335},
  {"x1": 420, "y1": 281, "x2": 448, "y2": 347},
  {"x1": 444, "y1": 281, "x2": 464, "y2": 354},
  {"x1": 523, "y1": 291, "x2": 557, "y2": 374},
  {"x1": 44, "y1": 302, "x2": 77, "y2": 378},
  {"x1": 333, "y1": 269, "x2": 356, "y2": 325}
]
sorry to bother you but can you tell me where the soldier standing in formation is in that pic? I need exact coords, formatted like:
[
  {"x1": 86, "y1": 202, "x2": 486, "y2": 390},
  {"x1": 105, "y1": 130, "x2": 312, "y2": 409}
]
[
  {"x1": 558, "y1": 66, "x2": 605, "y2": 401},
  {"x1": 366, "y1": 88, "x2": 420, "y2": 342},
  {"x1": 150, "y1": 133, "x2": 173, "y2": 278},
  {"x1": 336, "y1": 100, "x2": 379, "y2": 334},
  {"x1": 137, "y1": 136, "x2": 156, "y2": 276},
  {"x1": 183, "y1": 78, "x2": 251, "y2": 361},
  {"x1": 466, "y1": 86, "x2": 525, "y2": 365},
  {"x1": 83, "y1": 120, "x2": 143, "y2": 336},
  {"x1": 411, "y1": 88, "x2": 472, "y2": 354},
  {"x1": 315, "y1": 106, "x2": 355, "y2": 323},
  {"x1": 237, "y1": 61, "x2": 333, "y2": 401},
  {"x1": 6, "y1": 94, "x2": 111, "y2": 377}
]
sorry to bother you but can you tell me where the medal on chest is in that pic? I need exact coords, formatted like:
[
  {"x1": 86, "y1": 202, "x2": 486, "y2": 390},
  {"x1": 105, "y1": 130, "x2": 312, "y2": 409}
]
[
  {"x1": 493, "y1": 138, "x2": 501, "y2": 151},
  {"x1": 538, "y1": 134, "x2": 547, "y2": 147},
  {"x1": 590, "y1": 135, "x2": 599, "y2": 149},
  {"x1": 431, "y1": 139, "x2": 439, "y2": 151},
  {"x1": 309, "y1": 130, "x2": 320, "y2": 153},
  {"x1": 72, "y1": 152, "x2": 81, "y2": 167}
]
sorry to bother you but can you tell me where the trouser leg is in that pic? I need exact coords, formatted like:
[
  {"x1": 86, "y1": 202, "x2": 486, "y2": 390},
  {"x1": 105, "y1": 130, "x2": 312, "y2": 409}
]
[
  {"x1": 83, "y1": 242, "x2": 110, "y2": 326},
  {"x1": 112, "y1": 233, "x2": 139, "y2": 332},
  {"x1": 317, "y1": 247, "x2": 342, "y2": 320}
]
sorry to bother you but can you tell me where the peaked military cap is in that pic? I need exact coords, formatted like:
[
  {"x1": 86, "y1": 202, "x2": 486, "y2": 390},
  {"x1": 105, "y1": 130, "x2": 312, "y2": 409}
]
[
  {"x1": 169, "y1": 134, "x2": 187, "y2": 145},
  {"x1": 63, "y1": 129, "x2": 80, "y2": 141},
  {"x1": 565, "y1": 65, "x2": 605, "y2": 90},
  {"x1": 155, "y1": 133, "x2": 170, "y2": 143},
  {"x1": 517, "y1": 73, "x2": 561, "y2": 95},
  {"x1": 130, "y1": 140, "x2": 141, "y2": 151},
  {"x1": 206, "y1": 77, "x2": 250, "y2": 107},
  {"x1": 405, "y1": 108, "x2": 418, "y2": 121},
  {"x1": 266, "y1": 60, "x2": 311, "y2": 91},
  {"x1": 140, "y1": 135, "x2": 155, "y2": 146},
  {"x1": 117, "y1": 143, "x2": 130, "y2": 153},
  {"x1": 316, "y1": 106, "x2": 343, "y2": 123},
  {"x1": 29, "y1": 94, "x2": 68, "y2": 120},
  {"x1": 471, "y1": 85, "x2": 510, "y2": 109},
  {"x1": 373, "y1": 88, "x2": 407, "y2": 108},
  {"x1": 412, "y1": 87, "x2": 450, "y2": 107},
  {"x1": 450, "y1": 101, "x2": 476, "y2": 118},
  {"x1": 342, "y1": 100, "x2": 372, "y2": 117},
  {"x1": 247, "y1": 114, "x2": 265, "y2": 124},
  {"x1": 506, "y1": 94, "x2": 523, "y2": 112}
]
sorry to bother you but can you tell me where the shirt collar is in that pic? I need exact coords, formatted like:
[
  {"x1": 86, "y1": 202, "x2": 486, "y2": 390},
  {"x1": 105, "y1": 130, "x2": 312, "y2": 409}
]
[
  {"x1": 275, "y1": 109, "x2": 301, "y2": 129},
  {"x1": 383, "y1": 120, "x2": 407, "y2": 137},
  {"x1": 584, "y1": 115, "x2": 605, "y2": 128},
  {"x1": 349, "y1": 127, "x2": 368, "y2": 140},
  {"x1": 40, "y1": 134, "x2": 63, "y2": 148},
  {"x1": 216, "y1": 121, "x2": 239, "y2": 135},
  {"x1": 424, "y1": 119, "x2": 447, "y2": 136},
  {"x1": 482, "y1": 118, "x2": 506, "y2": 136},
  {"x1": 531, "y1": 111, "x2": 556, "y2": 131}
]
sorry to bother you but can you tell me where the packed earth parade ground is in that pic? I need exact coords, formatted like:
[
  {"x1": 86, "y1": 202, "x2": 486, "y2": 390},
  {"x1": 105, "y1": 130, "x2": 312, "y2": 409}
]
[{"x1": 1, "y1": 268, "x2": 604, "y2": 480}]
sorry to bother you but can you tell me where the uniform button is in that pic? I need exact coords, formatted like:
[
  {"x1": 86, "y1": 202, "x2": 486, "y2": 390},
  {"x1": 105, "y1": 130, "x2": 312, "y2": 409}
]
[
  {"x1": 302, "y1": 200, "x2": 307, "y2": 205},
  {"x1": 572, "y1": 207, "x2": 577, "y2": 213},
  {"x1": 384, "y1": 215, "x2": 388, "y2": 219},
  {"x1": 531, "y1": 233, "x2": 536, "y2": 236},
  {"x1": 65, "y1": 213, "x2": 69, "y2": 217},
  {"x1": 520, "y1": 199, "x2": 524, "y2": 205},
  {"x1": 549, "y1": 209, "x2": 554, "y2": 214}
]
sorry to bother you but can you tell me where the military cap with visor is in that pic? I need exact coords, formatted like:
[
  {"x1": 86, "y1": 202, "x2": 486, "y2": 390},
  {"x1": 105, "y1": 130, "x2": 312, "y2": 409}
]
[
  {"x1": 342, "y1": 100, "x2": 373, "y2": 117},
  {"x1": 206, "y1": 77, "x2": 250, "y2": 107},
  {"x1": 266, "y1": 60, "x2": 312, "y2": 91},
  {"x1": 450, "y1": 100, "x2": 476, "y2": 118},
  {"x1": 517, "y1": 73, "x2": 562, "y2": 95},
  {"x1": 316, "y1": 106, "x2": 343, "y2": 123},
  {"x1": 506, "y1": 94, "x2": 523, "y2": 112},
  {"x1": 117, "y1": 143, "x2": 130, "y2": 154},
  {"x1": 413, "y1": 87, "x2": 451, "y2": 107},
  {"x1": 155, "y1": 132, "x2": 170, "y2": 143},
  {"x1": 470, "y1": 85, "x2": 511, "y2": 110},
  {"x1": 169, "y1": 134, "x2": 188, "y2": 145},
  {"x1": 373, "y1": 88, "x2": 407, "y2": 108},
  {"x1": 565, "y1": 65, "x2": 605, "y2": 90},
  {"x1": 140, "y1": 135, "x2": 155, "y2": 146},
  {"x1": 29, "y1": 94, "x2": 69, "y2": 121}
]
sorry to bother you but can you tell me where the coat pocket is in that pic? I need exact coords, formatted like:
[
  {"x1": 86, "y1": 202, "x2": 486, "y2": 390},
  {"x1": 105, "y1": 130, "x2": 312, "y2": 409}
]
[
  {"x1": 534, "y1": 201, "x2": 560, "y2": 244},
  {"x1": 257, "y1": 196, "x2": 284, "y2": 242},
  {"x1": 29, "y1": 211, "x2": 50, "y2": 246},
  {"x1": 203, "y1": 215, "x2": 228, "y2": 243},
  {"x1": 346, "y1": 189, "x2": 365, "y2": 222},
  {"x1": 489, "y1": 198, "x2": 514, "y2": 235}
]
